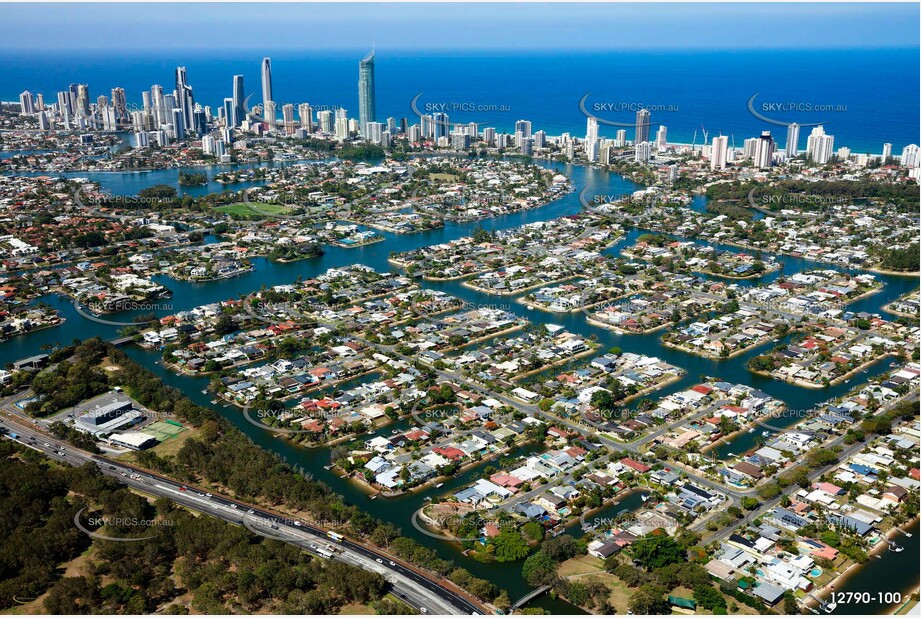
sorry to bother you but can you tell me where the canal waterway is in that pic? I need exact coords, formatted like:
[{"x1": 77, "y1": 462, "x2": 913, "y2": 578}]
[{"x1": 2, "y1": 159, "x2": 917, "y2": 611}]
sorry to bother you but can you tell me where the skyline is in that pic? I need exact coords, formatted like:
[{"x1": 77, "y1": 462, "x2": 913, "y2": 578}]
[
  {"x1": 4, "y1": 47, "x2": 917, "y2": 154},
  {"x1": 0, "y1": 3, "x2": 918, "y2": 50}
]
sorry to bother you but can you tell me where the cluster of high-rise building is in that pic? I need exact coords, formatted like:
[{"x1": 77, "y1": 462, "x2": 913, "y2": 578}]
[{"x1": 12, "y1": 55, "x2": 921, "y2": 174}]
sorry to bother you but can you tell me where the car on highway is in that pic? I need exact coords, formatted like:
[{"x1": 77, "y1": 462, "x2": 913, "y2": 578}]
[
  {"x1": 376, "y1": 558, "x2": 383, "y2": 564},
  {"x1": 389, "y1": 560, "x2": 395, "y2": 566},
  {"x1": 205, "y1": 493, "x2": 212, "y2": 498},
  {"x1": 43, "y1": 442, "x2": 50, "y2": 447},
  {"x1": 230, "y1": 504, "x2": 237, "y2": 509},
  {"x1": 179, "y1": 486, "x2": 187, "y2": 491},
  {"x1": 420, "y1": 607, "x2": 428, "y2": 614}
]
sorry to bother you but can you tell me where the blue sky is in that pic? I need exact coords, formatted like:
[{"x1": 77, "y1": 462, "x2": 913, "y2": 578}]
[{"x1": 1, "y1": 3, "x2": 918, "y2": 50}]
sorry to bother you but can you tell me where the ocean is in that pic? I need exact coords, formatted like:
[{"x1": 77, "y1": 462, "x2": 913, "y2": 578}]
[{"x1": 1, "y1": 47, "x2": 918, "y2": 154}]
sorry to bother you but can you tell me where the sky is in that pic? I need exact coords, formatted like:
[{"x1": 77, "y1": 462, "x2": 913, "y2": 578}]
[{"x1": 0, "y1": 2, "x2": 918, "y2": 51}]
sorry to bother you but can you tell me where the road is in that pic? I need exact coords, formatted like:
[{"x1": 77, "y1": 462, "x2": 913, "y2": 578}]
[
  {"x1": 694, "y1": 391, "x2": 918, "y2": 543},
  {"x1": 0, "y1": 410, "x2": 485, "y2": 616}
]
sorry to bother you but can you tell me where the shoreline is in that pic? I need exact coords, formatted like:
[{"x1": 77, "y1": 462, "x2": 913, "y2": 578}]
[
  {"x1": 659, "y1": 333, "x2": 781, "y2": 361},
  {"x1": 806, "y1": 515, "x2": 921, "y2": 612}
]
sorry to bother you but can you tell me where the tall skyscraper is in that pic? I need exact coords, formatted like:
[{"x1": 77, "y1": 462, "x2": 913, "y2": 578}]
[
  {"x1": 261, "y1": 57, "x2": 273, "y2": 111},
  {"x1": 900, "y1": 144, "x2": 919, "y2": 167},
  {"x1": 298, "y1": 103, "x2": 313, "y2": 132},
  {"x1": 170, "y1": 108, "x2": 185, "y2": 140},
  {"x1": 585, "y1": 117, "x2": 599, "y2": 162},
  {"x1": 223, "y1": 98, "x2": 234, "y2": 128},
  {"x1": 882, "y1": 143, "x2": 892, "y2": 162},
  {"x1": 111, "y1": 87, "x2": 127, "y2": 121},
  {"x1": 615, "y1": 129, "x2": 627, "y2": 148},
  {"x1": 150, "y1": 84, "x2": 165, "y2": 123},
  {"x1": 18, "y1": 91, "x2": 34, "y2": 115},
  {"x1": 264, "y1": 101, "x2": 277, "y2": 132},
  {"x1": 753, "y1": 131, "x2": 775, "y2": 169},
  {"x1": 806, "y1": 126, "x2": 835, "y2": 164},
  {"x1": 232, "y1": 75, "x2": 245, "y2": 127},
  {"x1": 585, "y1": 117, "x2": 598, "y2": 143},
  {"x1": 785, "y1": 122, "x2": 800, "y2": 157},
  {"x1": 318, "y1": 110, "x2": 333, "y2": 133},
  {"x1": 634, "y1": 109, "x2": 650, "y2": 145},
  {"x1": 76, "y1": 84, "x2": 90, "y2": 116},
  {"x1": 655, "y1": 125, "x2": 667, "y2": 149},
  {"x1": 533, "y1": 130, "x2": 546, "y2": 148},
  {"x1": 175, "y1": 67, "x2": 194, "y2": 131},
  {"x1": 711, "y1": 135, "x2": 729, "y2": 170},
  {"x1": 282, "y1": 103, "x2": 295, "y2": 135},
  {"x1": 515, "y1": 119, "x2": 532, "y2": 139},
  {"x1": 358, "y1": 50, "x2": 376, "y2": 137},
  {"x1": 57, "y1": 91, "x2": 72, "y2": 117},
  {"x1": 433, "y1": 112, "x2": 450, "y2": 140},
  {"x1": 634, "y1": 141, "x2": 651, "y2": 163},
  {"x1": 334, "y1": 108, "x2": 349, "y2": 141}
]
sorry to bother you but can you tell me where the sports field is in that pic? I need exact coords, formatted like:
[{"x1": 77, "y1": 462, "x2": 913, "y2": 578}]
[{"x1": 214, "y1": 202, "x2": 291, "y2": 217}]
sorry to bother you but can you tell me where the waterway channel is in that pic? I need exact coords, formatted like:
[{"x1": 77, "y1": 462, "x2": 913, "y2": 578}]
[{"x1": 2, "y1": 159, "x2": 917, "y2": 612}]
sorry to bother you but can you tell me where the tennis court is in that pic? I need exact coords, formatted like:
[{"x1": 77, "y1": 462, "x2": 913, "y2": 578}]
[{"x1": 143, "y1": 420, "x2": 186, "y2": 442}]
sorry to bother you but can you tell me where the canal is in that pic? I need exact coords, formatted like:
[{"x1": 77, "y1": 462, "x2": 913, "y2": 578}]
[{"x1": 2, "y1": 159, "x2": 917, "y2": 611}]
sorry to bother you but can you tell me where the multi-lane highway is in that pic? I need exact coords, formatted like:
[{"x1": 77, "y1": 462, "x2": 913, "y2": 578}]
[{"x1": 0, "y1": 412, "x2": 485, "y2": 616}]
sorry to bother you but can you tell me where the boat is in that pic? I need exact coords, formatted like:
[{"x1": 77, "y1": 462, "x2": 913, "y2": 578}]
[
  {"x1": 526, "y1": 305, "x2": 534, "y2": 310},
  {"x1": 748, "y1": 428, "x2": 755, "y2": 433},
  {"x1": 728, "y1": 452, "x2": 736, "y2": 457},
  {"x1": 641, "y1": 495, "x2": 649, "y2": 502},
  {"x1": 201, "y1": 389, "x2": 208, "y2": 394},
  {"x1": 210, "y1": 399, "x2": 218, "y2": 404},
  {"x1": 434, "y1": 483, "x2": 444, "y2": 488},
  {"x1": 824, "y1": 602, "x2": 837, "y2": 613},
  {"x1": 762, "y1": 431, "x2": 770, "y2": 436},
  {"x1": 903, "y1": 531, "x2": 913, "y2": 537}
]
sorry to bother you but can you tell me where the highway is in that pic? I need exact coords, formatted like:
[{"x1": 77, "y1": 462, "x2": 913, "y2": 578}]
[{"x1": 0, "y1": 411, "x2": 485, "y2": 616}]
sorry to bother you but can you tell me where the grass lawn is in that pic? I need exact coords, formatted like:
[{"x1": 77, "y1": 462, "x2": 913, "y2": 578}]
[
  {"x1": 338, "y1": 602, "x2": 374, "y2": 614},
  {"x1": 215, "y1": 202, "x2": 291, "y2": 217},
  {"x1": 559, "y1": 554, "x2": 605, "y2": 577},
  {"x1": 557, "y1": 556, "x2": 760, "y2": 615},
  {"x1": 429, "y1": 173, "x2": 459, "y2": 182}
]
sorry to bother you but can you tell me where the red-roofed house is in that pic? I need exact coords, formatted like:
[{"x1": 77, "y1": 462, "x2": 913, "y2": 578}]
[
  {"x1": 433, "y1": 446, "x2": 465, "y2": 461},
  {"x1": 813, "y1": 482, "x2": 845, "y2": 496},
  {"x1": 621, "y1": 458, "x2": 651, "y2": 473}
]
